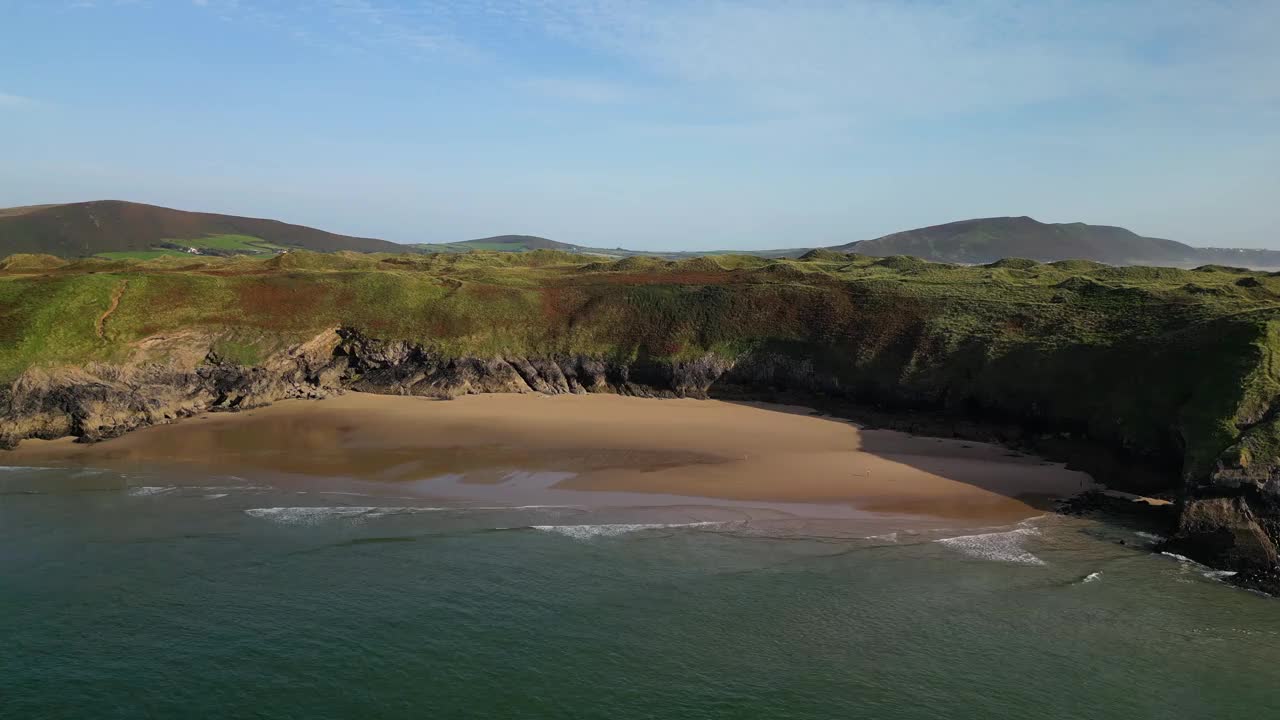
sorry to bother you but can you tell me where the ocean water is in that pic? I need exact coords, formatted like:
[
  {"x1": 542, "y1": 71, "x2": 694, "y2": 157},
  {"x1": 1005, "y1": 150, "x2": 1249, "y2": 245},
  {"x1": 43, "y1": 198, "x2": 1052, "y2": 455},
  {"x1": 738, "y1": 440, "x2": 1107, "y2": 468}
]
[{"x1": 3, "y1": 466, "x2": 1280, "y2": 719}]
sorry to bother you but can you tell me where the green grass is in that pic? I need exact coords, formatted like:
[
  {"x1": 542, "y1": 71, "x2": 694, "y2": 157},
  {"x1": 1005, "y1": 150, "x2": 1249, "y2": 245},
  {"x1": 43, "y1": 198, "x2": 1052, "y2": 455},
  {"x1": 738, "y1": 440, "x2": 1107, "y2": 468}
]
[
  {"x1": 166, "y1": 234, "x2": 285, "y2": 253},
  {"x1": 97, "y1": 250, "x2": 189, "y2": 260},
  {"x1": 5, "y1": 249, "x2": 1280, "y2": 487},
  {"x1": 209, "y1": 337, "x2": 267, "y2": 366},
  {"x1": 410, "y1": 243, "x2": 475, "y2": 254},
  {"x1": 95, "y1": 235, "x2": 286, "y2": 260},
  {"x1": 91, "y1": 234, "x2": 289, "y2": 258}
]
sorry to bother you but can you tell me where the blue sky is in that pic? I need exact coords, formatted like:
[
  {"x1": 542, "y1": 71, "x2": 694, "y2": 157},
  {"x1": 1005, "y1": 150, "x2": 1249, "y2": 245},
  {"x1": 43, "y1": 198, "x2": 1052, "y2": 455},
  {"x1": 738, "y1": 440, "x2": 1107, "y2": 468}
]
[{"x1": 1, "y1": 0, "x2": 1277, "y2": 249}]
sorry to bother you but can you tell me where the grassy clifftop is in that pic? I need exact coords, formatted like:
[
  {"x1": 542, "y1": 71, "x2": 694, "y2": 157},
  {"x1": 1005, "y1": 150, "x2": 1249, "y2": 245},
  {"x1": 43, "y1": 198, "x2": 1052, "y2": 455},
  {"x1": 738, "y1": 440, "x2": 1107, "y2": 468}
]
[{"x1": 4, "y1": 249, "x2": 1280, "y2": 488}]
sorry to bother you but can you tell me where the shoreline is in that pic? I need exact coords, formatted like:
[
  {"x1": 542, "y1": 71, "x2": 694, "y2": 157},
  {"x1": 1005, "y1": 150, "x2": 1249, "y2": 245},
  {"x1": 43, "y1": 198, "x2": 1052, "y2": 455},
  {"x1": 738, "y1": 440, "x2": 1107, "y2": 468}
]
[{"x1": 6, "y1": 392, "x2": 1097, "y2": 526}]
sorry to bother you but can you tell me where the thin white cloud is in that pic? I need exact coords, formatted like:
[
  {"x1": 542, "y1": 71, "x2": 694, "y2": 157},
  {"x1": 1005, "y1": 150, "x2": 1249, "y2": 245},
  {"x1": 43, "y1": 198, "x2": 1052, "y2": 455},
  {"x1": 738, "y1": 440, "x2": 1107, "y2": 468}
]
[
  {"x1": 170, "y1": 0, "x2": 1280, "y2": 118},
  {"x1": 198, "y1": 0, "x2": 481, "y2": 59},
  {"x1": 0, "y1": 92, "x2": 37, "y2": 109},
  {"x1": 533, "y1": 0, "x2": 1280, "y2": 120}
]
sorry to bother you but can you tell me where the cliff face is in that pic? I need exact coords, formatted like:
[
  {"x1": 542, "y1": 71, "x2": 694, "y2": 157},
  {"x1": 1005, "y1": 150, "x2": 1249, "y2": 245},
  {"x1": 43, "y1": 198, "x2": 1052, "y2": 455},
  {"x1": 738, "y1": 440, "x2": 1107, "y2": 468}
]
[
  {"x1": 1, "y1": 323, "x2": 1279, "y2": 585},
  {"x1": 0, "y1": 328, "x2": 747, "y2": 450},
  {"x1": 1174, "y1": 416, "x2": 1280, "y2": 582},
  {"x1": 5, "y1": 251, "x2": 1280, "y2": 590},
  {"x1": 0, "y1": 331, "x2": 341, "y2": 447},
  {"x1": 3, "y1": 322, "x2": 1280, "y2": 593}
]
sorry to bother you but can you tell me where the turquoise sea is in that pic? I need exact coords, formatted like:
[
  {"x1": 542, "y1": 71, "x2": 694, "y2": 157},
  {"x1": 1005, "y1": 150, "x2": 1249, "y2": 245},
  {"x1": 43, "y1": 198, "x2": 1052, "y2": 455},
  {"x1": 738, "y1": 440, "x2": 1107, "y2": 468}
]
[{"x1": 3, "y1": 464, "x2": 1279, "y2": 719}]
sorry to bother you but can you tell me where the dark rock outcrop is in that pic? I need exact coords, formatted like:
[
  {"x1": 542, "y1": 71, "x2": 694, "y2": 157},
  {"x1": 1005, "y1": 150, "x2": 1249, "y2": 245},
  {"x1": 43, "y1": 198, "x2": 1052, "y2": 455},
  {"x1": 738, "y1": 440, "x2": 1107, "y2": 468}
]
[
  {"x1": 1169, "y1": 496, "x2": 1278, "y2": 571},
  {"x1": 0, "y1": 331, "x2": 343, "y2": 449},
  {"x1": 331, "y1": 328, "x2": 741, "y2": 400}
]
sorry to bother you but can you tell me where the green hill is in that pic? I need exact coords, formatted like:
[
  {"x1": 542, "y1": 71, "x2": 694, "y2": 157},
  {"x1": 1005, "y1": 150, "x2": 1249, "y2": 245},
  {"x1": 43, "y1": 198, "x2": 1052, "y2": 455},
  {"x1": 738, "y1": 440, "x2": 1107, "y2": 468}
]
[
  {"x1": 834, "y1": 216, "x2": 1280, "y2": 268},
  {"x1": 458, "y1": 234, "x2": 579, "y2": 251},
  {"x1": 5, "y1": 202, "x2": 1277, "y2": 269},
  {"x1": 0, "y1": 200, "x2": 405, "y2": 258},
  {"x1": 411, "y1": 235, "x2": 583, "y2": 254},
  {"x1": 837, "y1": 216, "x2": 1207, "y2": 265}
]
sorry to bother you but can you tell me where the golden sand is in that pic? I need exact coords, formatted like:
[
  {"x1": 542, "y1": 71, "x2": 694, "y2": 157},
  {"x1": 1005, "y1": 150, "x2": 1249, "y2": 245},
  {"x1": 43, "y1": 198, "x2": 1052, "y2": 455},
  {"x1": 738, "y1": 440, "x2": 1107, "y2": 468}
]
[{"x1": 8, "y1": 392, "x2": 1094, "y2": 522}]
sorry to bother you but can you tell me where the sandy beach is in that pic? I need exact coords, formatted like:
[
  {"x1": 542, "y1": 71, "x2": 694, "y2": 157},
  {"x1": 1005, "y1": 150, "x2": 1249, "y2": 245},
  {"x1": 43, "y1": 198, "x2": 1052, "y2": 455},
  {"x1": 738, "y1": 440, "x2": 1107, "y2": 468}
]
[{"x1": 7, "y1": 392, "x2": 1094, "y2": 522}]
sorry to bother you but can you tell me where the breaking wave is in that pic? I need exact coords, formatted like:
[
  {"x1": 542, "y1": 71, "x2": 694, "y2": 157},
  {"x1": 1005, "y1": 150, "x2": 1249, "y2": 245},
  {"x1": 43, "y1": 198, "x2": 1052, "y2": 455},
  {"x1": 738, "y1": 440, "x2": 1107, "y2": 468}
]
[
  {"x1": 532, "y1": 522, "x2": 722, "y2": 540},
  {"x1": 1082, "y1": 572, "x2": 1102, "y2": 583},
  {"x1": 128, "y1": 486, "x2": 177, "y2": 497},
  {"x1": 244, "y1": 506, "x2": 448, "y2": 525},
  {"x1": 1161, "y1": 551, "x2": 1239, "y2": 581},
  {"x1": 935, "y1": 527, "x2": 1046, "y2": 566},
  {"x1": 244, "y1": 504, "x2": 589, "y2": 526}
]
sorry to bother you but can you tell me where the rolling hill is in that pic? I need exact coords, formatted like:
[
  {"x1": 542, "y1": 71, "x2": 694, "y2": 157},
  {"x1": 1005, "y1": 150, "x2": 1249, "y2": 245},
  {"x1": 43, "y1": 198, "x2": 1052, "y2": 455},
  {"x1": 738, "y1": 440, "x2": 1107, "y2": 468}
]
[
  {"x1": 836, "y1": 216, "x2": 1280, "y2": 268},
  {"x1": 3, "y1": 201, "x2": 1276, "y2": 268},
  {"x1": 0, "y1": 200, "x2": 404, "y2": 258},
  {"x1": 837, "y1": 216, "x2": 1199, "y2": 265},
  {"x1": 410, "y1": 235, "x2": 583, "y2": 254}
]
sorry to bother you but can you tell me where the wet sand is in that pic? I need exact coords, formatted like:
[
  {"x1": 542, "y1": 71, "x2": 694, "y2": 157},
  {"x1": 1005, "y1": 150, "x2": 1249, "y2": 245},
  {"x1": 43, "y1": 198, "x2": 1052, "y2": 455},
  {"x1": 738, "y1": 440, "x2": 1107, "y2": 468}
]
[{"x1": 7, "y1": 393, "x2": 1095, "y2": 522}]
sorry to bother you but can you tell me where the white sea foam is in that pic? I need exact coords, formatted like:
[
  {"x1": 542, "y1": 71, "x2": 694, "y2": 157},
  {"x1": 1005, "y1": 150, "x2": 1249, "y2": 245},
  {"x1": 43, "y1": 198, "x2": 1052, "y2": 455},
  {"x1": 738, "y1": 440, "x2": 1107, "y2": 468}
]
[
  {"x1": 244, "y1": 506, "x2": 449, "y2": 525},
  {"x1": 935, "y1": 528, "x2": 1046, "y2": 566},
  {"x1": 204, "y1": 493, "x2": 228, "y2": 500},
  {"x1": 1159, "y1": 551, "x2": 1239, "y2": 581},
  {"x1": 1135, "y1": 531, "x2": 1166, "y2": 542},
  {"x1": 245, "y1": 503, "x2": 587, "y2": 526},
  {"x1": 183, "y1": 484, "x2": 270, "y2": 493},
  {"x1": 246, "y1": 507, "x2": 377, "y2": 525},
  {"x1": 1082, "y1": 572, "x2": 1102, "y2": 583},
  {"x1": 128, "y1": 486, "x2": 176, "y2": 496},
  {"x1": 532, "y1": 522, "x2": 721, "y2": 540},
  {"x1": 0, "y1": 465, "x2": 50, "y2": 472},
  {"x1": 863, "y1": 532, "x2": 899, "y2": 543}
]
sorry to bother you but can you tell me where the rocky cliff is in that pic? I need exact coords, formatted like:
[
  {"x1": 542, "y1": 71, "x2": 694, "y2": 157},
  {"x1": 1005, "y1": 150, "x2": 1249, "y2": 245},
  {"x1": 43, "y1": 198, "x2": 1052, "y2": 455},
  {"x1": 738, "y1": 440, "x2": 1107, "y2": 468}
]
[
  {"x1": 5, "y1": 250, "x2": 1280, "y2": 591},
  {"x1": 3, "y1": 322, "x2": 1280, "y2": 593}
]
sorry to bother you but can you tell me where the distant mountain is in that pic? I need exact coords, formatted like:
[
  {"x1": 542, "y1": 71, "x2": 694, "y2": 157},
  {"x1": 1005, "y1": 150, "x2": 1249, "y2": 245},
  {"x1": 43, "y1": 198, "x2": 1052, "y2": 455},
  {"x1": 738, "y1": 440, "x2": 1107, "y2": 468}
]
[
  {"x1": 410, "y1": 235, "x2": 582, "y2": 254},
  {"x1": 410, "y1": 234, "x2": 804, "y2": 259},
  {"x1": 5, "y1": 201, "x2": 1275, "y2": 268},
  {"x1": 462, "y1": 235, "x2": 579, "y2": 251},
  {"x1": 0, "y1": 200, "x2": 404, "y2": 258},
  {"x1": 834, "y1": 216, "x2": 1206, "y2": 266},
  {"x1": 825, "y1": 216, "x2": 1280, "y2": 268}
]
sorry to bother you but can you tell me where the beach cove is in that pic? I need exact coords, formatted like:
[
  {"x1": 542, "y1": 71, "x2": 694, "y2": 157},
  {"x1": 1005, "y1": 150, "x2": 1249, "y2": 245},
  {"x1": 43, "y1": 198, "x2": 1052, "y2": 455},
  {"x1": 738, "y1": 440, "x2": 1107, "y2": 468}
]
[
  {"x1": 3, "y1": 392, "x2": 1278, "y2": 718},
  {"x1": 8, "y1": 392, "x2": 1095, "y2": 527}
]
